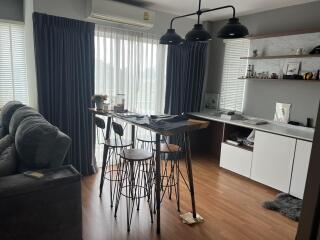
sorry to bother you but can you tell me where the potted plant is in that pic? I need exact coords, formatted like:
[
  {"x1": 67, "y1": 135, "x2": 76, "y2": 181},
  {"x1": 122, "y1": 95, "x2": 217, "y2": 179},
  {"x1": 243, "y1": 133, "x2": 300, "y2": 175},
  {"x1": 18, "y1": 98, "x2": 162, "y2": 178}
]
[{"x1": 92, "y1": 95, "x2": 108, "y2": 110}]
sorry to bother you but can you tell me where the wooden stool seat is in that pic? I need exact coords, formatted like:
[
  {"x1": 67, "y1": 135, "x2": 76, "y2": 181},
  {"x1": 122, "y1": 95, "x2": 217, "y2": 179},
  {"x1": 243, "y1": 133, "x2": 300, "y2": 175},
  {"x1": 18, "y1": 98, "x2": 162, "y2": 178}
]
[
  {"x1": 120, "y1": 149, "x2": 153, "y2": 161},
  {"x1": 106, "y1": 138, "x2": 132, "y2": 148},
  {"x1": 154, "y1": 143, "x2": 182, "y2": 153}
]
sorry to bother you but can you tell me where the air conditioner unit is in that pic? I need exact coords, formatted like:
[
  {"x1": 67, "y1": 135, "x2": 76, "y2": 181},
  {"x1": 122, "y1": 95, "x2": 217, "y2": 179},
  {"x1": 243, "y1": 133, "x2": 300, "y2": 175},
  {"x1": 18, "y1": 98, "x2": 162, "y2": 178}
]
[{"x1": 87, "y1": 0, "x2": 155, "y2": 29}]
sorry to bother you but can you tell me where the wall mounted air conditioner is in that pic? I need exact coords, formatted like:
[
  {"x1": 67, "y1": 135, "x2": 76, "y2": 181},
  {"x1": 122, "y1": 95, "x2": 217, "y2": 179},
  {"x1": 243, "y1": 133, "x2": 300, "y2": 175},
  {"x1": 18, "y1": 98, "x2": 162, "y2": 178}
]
[{"x1": 87, "y1": 0, "x2": 155, "y2": 29}]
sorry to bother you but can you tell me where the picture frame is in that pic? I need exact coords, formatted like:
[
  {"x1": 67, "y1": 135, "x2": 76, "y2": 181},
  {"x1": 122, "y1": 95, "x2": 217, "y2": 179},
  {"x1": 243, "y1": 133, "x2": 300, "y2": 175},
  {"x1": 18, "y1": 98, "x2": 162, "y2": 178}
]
[
  {"x1": 204, "y1": 93, "x2": 220, "y2": 109},
  {"x1": 274, "y1": 102, "x2": 291, "y2": 123},
  {"x1": 285, "y1": 62, "x2": 301, "y2": 76}
]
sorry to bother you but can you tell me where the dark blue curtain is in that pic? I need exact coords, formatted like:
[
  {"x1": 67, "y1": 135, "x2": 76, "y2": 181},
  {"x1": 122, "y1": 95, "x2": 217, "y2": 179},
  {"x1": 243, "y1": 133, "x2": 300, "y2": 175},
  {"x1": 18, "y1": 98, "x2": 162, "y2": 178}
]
[
  {"x1": 33, "y1": 12, "x2": 96, "y2": 175},
  {"x1": 164, "y1": 42, "x2": 208, "y2": 115}
]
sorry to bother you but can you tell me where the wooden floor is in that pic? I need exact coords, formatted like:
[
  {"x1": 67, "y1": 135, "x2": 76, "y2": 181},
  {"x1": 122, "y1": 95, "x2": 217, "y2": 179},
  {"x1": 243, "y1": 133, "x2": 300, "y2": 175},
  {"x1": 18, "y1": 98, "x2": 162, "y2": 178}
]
[{"x1": 82, "y1": 155, "x2": 298, "y2": 240}]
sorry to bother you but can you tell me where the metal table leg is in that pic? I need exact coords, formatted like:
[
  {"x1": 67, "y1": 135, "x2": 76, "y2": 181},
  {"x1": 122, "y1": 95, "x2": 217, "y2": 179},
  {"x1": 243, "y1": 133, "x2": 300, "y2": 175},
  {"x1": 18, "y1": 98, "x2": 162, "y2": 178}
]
[
  {"x1": 155, "y1": 133, "x2": 161, "y2": 234},
  {"x1": 184, "y1": 132, "x2": 197, "y2": 218},
  {"x1": 99, "y1": 116, "x2": 112, "y2": 197},
  {"x1": 131, "y1": 125, "x2": 136, "y2": 148}
]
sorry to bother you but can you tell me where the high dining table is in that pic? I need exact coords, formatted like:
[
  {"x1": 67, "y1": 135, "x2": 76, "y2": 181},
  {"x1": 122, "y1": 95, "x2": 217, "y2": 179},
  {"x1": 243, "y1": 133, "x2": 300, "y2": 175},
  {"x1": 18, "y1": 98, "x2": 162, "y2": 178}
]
[{"x1": 89, "y1": 108, "x2": 209, "y2": 234}]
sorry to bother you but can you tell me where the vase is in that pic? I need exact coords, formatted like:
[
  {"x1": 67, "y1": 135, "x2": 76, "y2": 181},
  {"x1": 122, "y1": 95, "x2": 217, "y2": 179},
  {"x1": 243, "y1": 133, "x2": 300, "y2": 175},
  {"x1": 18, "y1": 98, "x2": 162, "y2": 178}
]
[{"x1": 95, "y1": 101, "x2": 104, "y2": 110}]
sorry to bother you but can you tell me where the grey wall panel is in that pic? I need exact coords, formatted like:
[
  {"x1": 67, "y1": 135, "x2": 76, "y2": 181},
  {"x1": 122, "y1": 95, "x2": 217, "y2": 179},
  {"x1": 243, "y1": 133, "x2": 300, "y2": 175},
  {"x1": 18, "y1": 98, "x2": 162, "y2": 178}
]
[
  {"x1": 206, "y1": 1, "x2": 320, "y2": 124},
  {"x1": 33, "y1": 0, "x2": 196, "y2": 37},
  {"x1": 244, "y1": 80, "x2": 320, "y2": 126},
  {"x1": 0, "y1": 0, "x2": 23, "y2": 22}
]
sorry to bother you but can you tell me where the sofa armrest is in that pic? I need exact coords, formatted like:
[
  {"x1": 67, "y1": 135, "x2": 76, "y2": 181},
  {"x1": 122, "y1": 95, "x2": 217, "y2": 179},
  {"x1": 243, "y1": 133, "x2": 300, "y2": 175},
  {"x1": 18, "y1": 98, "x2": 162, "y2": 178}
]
[{"x1": 0, "y1": 165, "x2": 82, "y2": 240}]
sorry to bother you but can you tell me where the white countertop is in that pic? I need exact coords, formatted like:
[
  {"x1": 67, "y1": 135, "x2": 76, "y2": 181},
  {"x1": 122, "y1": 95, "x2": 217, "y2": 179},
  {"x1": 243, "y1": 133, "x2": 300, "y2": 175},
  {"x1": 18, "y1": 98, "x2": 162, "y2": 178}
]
[{"x1": 189, "y1": 111, "x2": 315, "y2": 142}]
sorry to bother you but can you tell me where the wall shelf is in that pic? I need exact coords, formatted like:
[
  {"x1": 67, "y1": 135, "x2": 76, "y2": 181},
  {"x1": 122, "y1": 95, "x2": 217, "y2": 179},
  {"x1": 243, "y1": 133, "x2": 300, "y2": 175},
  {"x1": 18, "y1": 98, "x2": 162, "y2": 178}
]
[
  {"x1": 246, "y1": 28, "x2": 320, "y2": 40},
  {"x1": 239, "y1": 77, "x2": 320, "y2": 82},
  {"x1": 240, "y1": 54, "x2": 320, "y2": 60}
]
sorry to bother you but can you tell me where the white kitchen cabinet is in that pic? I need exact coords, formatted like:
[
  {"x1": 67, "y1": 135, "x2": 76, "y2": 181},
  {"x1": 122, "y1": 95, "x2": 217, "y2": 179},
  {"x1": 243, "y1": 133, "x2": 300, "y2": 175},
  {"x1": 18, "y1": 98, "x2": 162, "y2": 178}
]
[
  {"x1": 290, "y1": 140, "x2": 312, "y2": 199},
  {"x1": 220, "y1": 143, "x2": 253, "y2": 178},
  {"x1": 251, "y1": 131, "x2": 296, "y2": 192}
]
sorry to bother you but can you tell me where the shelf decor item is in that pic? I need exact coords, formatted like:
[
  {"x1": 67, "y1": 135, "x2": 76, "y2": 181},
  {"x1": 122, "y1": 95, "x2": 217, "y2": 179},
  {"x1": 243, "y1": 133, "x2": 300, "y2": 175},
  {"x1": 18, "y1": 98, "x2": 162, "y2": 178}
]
[
  {"x1": 309, "y1": 45, "x2": 320, "y2": 54},
  {"x1": 282, "y1": 74, "x2": 303, "y2": 80},
  {"x1": 303, "y1": 72, "x2": 314, "y2": 80},
  {"x1": 296, "y1": 48, "x2": 303, "y2": 55},
  {"x1": 92, "y1": 94, "x2": 108, "y2": 110},
  {"x1": 285, "y1": 62, "x2": 301, "y2": 75},
  {"x1": 252, "y1": 49, "x2": 258, "y2": 57}
]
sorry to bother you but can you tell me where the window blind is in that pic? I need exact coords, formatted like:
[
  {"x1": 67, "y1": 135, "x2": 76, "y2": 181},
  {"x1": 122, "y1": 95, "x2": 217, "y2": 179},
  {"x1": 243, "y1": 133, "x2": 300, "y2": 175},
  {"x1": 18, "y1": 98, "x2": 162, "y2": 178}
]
[
  {"x1": 0, "y1": 22, "x2": 28, "y2": 107},
  {"x1": 219, "y1": 39, "x2": 250, "y2": 112}
]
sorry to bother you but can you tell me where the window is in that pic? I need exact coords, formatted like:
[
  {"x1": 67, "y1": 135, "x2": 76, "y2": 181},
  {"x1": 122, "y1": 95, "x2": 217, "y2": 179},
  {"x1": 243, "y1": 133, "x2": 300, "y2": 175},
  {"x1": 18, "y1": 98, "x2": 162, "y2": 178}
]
[
  {"x1": 219, "y1": 39, "x2": 250, "y2": 112},
  {"x1": 95, "y1": 25, "x2": 167, "y2": 115},
  {"x1": 94, "y1": 25, "x2": 167, "y2": 166},
  {"x1": 0, "y1": 22, "x2": 28, "y2": 107}
]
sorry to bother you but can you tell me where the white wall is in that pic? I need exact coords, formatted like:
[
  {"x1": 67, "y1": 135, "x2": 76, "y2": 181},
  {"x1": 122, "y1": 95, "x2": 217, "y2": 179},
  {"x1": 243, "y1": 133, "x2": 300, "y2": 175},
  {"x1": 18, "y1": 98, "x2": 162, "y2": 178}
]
[
  {"x1": 205, "y1": 1, "x2": 320, "y2": 125},
  {"x1": 33, "y1": 0, "x2": 196, "y2": 37},
  {"x1": 0, "y1": 0, "x2": 23, "y2": 22},
  {"x1": 24, "y1": 0, "x2": 38, "y2": 109}
]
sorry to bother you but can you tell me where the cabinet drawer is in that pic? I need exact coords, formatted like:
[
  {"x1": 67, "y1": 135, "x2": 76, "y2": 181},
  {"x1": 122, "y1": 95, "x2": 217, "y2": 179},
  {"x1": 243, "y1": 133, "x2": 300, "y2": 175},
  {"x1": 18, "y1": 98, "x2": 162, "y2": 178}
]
[
  {"x1": 251, "y1": 131, "x2": 296, "y2": 192},
  {"x1": 220, "y1": 143, "x2": 252, "y2": 178},
  {"x1": 290, "y1": 140, "x2": 312, "y2": 199}
]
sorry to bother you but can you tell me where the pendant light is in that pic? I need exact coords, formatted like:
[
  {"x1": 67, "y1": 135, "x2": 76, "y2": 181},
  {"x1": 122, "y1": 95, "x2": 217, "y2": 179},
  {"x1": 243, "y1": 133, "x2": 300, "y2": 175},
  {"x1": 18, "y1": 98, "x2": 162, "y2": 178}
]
[
  {"x1": 159, "y1": 0, "x2": 249, "y2": 45},
  {"x1": 159, "y1": 29, "x2": 183, "y2": 45},
  {"x1": 217, "y1": 17, "x2": 249, "y2": 38},
  {"x1": 185, "y1": 0, "x2": 211, "y2": 42},
  {"x1": 185, "y1": 24, "x2": 212, "y2": 42}
]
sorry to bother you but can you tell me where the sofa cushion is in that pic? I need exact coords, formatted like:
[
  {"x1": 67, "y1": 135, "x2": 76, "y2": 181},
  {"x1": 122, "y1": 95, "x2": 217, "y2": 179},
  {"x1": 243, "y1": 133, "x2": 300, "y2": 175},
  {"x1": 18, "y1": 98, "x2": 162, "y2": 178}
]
[
  {"x1": 15, "y1": 116, "x2": 59, "y2": 169},
  {"x1": 0, "y1": 134, "x2": 13, "y2": 153},
  {"x1": 0, "y1": 101, "x2": 24, "y2": 137},
  {"x1": 9, "y1": 106, "x2": 42, "y2": 137},
  {"x1": 15, "y1": 116, "x2": 70, "y2": 170},
  {"x1": 0, "y1": 135, "x2": 17, "y2": 177}
]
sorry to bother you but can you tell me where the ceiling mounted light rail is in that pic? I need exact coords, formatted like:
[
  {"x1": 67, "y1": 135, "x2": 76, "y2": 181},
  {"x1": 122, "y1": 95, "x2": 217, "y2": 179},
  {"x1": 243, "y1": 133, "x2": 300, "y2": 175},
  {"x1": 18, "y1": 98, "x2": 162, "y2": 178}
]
[{"x1": 160, "y1": 0, "x2": 249, "y2": 45}]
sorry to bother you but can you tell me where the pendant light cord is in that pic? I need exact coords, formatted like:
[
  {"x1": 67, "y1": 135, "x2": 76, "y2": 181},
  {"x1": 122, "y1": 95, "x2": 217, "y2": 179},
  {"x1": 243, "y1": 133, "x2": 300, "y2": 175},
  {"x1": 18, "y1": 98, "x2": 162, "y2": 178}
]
[{"x1": 197, "y1": 0, "x2": 201, "y2": 24}]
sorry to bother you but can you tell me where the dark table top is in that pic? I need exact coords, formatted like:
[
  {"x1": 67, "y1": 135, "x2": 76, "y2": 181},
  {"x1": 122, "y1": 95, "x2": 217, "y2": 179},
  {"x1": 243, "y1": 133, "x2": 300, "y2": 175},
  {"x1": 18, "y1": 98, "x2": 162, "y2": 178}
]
[{"x1": 89, "y1": 108, "x2": 209, "y2": 136}]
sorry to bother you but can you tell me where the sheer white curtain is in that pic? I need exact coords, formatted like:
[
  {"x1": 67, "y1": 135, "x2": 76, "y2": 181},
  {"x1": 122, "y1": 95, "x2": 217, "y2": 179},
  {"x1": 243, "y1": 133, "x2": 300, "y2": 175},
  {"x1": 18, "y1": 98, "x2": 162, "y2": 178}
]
[
  {"x1": 95, "y1": 25, "x2": 167, "y2": 114},
  {"x1": 94, "y1": 25, "x2": 167, "y2": 165}
]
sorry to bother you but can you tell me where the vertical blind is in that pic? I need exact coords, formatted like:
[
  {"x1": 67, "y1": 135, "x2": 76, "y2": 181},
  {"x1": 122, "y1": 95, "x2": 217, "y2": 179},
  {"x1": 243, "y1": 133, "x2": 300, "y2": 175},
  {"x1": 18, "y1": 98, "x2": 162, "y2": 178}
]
[
  {"x1": 219, "y1": 39, "x2": 250, "y2": 112},
  {"x1": 0, "y1": 22, "x2": 28, "y2": 107}
]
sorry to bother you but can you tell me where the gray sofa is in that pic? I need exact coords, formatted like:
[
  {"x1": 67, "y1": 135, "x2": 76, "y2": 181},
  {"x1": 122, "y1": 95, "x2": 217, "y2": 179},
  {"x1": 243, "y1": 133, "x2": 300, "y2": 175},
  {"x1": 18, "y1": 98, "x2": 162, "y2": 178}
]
[
  {"x1": 0, "y1": 101, "x2": 71, "y2": 175},
  {"x1": 0, "y1": 101, "x2": 82, "y2": 240}
]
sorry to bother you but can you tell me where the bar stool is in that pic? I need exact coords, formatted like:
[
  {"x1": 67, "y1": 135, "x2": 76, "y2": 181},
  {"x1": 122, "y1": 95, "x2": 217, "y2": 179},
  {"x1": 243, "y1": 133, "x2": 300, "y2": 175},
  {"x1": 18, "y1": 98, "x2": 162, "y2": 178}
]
[
  {"x1": 136, "y1": 129, "x2": 156, "y2": 150},
  {"x1": 95, "y1": 117, "x2": 132, "y2": 207},
  {"x1": 154, "y1": 140, "x2": 183, "y2": 212},
  {"x1": 112, "y1": 122, "x2": 154, "y2": 232}
]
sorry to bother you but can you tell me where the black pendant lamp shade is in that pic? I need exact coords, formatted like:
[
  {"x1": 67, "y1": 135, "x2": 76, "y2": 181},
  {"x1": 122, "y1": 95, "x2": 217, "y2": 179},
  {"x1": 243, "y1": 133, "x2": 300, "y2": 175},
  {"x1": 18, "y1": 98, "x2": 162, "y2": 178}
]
[
  {"x1": 217, "y1": 17, "x2": 249, "y2": 39},
  {"x1": 160, "y1": 28, "x2": 183, "y2": 45},
  {"x1": 185, "y1": 24, "x2": 212, "y2": 42},
  {"x1": 159, "y1": 1, "x2": 249, "y2": 44}
]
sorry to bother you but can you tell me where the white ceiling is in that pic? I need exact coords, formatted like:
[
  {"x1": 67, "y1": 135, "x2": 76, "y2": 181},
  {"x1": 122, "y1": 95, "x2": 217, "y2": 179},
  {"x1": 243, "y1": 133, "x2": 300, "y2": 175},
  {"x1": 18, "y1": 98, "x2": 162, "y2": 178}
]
[{"x1": 145, "y1": 0, "x2": 319, "y2": 21}]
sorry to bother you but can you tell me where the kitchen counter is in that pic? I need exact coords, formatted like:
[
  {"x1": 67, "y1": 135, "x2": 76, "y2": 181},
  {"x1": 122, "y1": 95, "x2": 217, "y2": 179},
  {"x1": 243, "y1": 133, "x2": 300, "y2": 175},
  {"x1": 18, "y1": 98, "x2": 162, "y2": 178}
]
[{"x1": 189, "y1": 111, "x2": 314, "y2": 142}]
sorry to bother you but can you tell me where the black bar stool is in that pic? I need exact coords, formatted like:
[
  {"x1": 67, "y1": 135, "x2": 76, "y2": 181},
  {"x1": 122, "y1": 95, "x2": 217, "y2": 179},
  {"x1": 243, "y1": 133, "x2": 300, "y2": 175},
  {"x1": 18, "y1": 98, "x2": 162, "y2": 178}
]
[
  {"x1": 95, "y1": 117, "x2": 132, "y2": 207},
  {"x1": 137, "y1": 129, "x2": 156, "y2": 150},
  {"x1": 112, "y1": 122, "x2": 154, "y2": 232},
  {"x1": 137, "y1": 130, "x2": 183, "y2": 213},
  {"x1": 154, "y1": 139, "x2": 183, "y2": 212}
]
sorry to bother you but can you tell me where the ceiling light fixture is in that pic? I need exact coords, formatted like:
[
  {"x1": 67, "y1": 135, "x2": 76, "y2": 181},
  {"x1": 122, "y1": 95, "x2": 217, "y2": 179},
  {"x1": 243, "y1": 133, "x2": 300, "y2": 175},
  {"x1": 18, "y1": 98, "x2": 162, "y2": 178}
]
[{"x1": 160, "y1": 0, "x2": 249, "y2": 45}]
